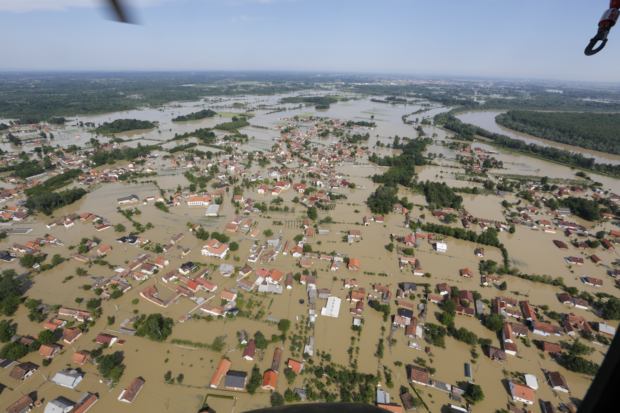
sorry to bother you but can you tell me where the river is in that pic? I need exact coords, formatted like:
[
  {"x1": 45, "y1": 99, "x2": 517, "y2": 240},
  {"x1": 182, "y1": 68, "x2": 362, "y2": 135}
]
[{"x1": 456, "y1": 110, "x2": 620, "y2": 165}]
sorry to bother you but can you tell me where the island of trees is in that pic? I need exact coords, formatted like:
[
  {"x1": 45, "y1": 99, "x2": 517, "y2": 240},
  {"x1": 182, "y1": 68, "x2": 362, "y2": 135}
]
[
  {"x1": 94, "y1": 119, "x2": 156, "y2": 134},
  {"x1": 366, "y1": 137, "x2": 430, "y2": 214},
  {"x1": 172, "y1": 109, "x2": 217, "y2": 122},
  {"x1": 281, "y1": 96, "x2": 339, "y2": 110},
  {"x1": 214, "y1": 116, "x2": 250, "y2": 132}
]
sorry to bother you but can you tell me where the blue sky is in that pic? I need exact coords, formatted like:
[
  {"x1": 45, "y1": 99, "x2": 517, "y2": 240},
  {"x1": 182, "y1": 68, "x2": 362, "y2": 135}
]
[{"x1": 1, "y1": 0, "x2": 619, "y2": 82}]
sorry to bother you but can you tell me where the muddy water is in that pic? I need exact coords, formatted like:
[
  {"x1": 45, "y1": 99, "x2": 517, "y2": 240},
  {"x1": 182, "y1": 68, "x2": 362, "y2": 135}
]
[
  {"x1": 457, "y1": 110, "x2": 620, "y2": 165},
  {"x1": 1, "y1": 94, "x2": 618, "y2": 413}
]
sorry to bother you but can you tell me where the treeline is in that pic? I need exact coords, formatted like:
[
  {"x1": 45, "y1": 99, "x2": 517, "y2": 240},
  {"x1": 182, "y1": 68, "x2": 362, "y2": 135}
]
[
  {"x1": 94, "y1": 119, "x2": 156, "y2": 134},
  {"x1": 344, "y1": 133, "x2": 369, "y2": 144},
  {"x1": 0, "y1": 269, "x2": 23, "y2": 316},
  {"x1": 172, "y1": 109, "x2": 217, "y2": 122},
  {"x1": 366, "y1": 138, "x2": 430, "y2": 214},
  {"x1": 91, "y1": 144, "x2": 157, "y2": 166},
  {"x1": 169, "y1": 143, "x2": 197, "y2": 153},
  {"x1": 418, "y1": 181, "x2": 463, "y2": 209},
  {"x1": 173, "y1": 128, "x2": 216, "y2": 144},
  {"x1": 25, "y1": 169, "x2": 82, "y2": 196},
  {"x1": 25, "y1": 188, "x2": 87, "y2": 215},
  {"x1": 496, "y1": 111, "x2": 620, "y2": 155},
  {"x1": 6, "y1": 133, "x2": 21, "y2": 146},
  {"x1": 435, "y1": 112, "x2": 620, "y2": 177},
  {"x1": 281, "y1": 95, "x2": 339, "y2": 109},
  {"x1": 345, "y1": 120, "x2": 375, "y2": 127},
  {"x1": 214, "y1": 117, "x2": 250, "y2": 131},
  {"x1": 420, "y1": 222, "x2": 509, "y2": 270},
  {"x1": 369, "y1": 138, "x2": 430, "y2": 187},
  {"x1": 561, "y1": 197, "x2": 601, "y2": 221},
  {"x1": 13, "y1": 160, "x2": 46, "y2": 179}
]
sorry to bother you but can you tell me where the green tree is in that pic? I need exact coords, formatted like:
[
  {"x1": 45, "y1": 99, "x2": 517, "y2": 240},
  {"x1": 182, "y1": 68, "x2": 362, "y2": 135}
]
[
  {"x1": 0, "y1": 270, "x2": 22, "y2": 316},
  {"x1": 464, "y1": 383, "x2": 485, "y2": 404},
  {"x1": 483, "y1": 313, "x2": 504, "y2": 332},
  {"x1": 0, "y1": 341, "x2": 29, "y2": 360},
  {"x1": 38, "y1": 329, "x2": 57, "y2": 345},
  {"x1": 600, "y1": 297, "x2": 620, "y2": 320},
  {"x1": 278, "y1": 319, "x2": 291, "y2": 334},
  {"x1": 96, "y1": 351, "x2": 126, "y2": 383},
  {"x1": 134, "y1": 313, "x2": 174, "y2": 342},
  {"x1": 307, "y1": 207, "x2": 318, "y2": 221},
  {"x1": 246, "y1": 365, "x2": 262, "y2": 394},
  {"x1": 254, "y1": 331, "x2": 268, "y2": 349},
  {"x1": 284, "y1": 367, "x2": 296, "y2": 384},
  {"x1": 0, "y1": 320, "x2": 17, "y2": 342},
  {"x1": 270, "y1": 391, "x2": 285, "y2": 407}
]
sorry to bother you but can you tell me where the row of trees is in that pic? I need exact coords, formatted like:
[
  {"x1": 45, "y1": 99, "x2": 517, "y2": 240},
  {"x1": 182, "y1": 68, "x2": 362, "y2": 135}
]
[
  {"x1": 435, "y1": 112, "x2": 620, "y2": 177},
  {"x1": 369, "y1": 138, "x2": 430, "y2": 187},
  {"x1": 560, "y1": 196, "x2": 601, "y2": 221},
  {"x1": 419, "y1": 223, "x2": 510, "y2": 270},
  {"x1": 497, "y1": 110, "x2": 620, "y2": 155},
  {"x1": 172, "y1": 109, "x2": 216, "y2": 122},
  {"x1": 173, "y1": 128, "x2": 216, "y2": 144},
  {"x1": 25, "y1": 169, "x2": 81, "y2": 196},
  {"x1": 0, "y1": 270, "x2": 23, "y2": 316},
  {"x1": 25, "y1": 187, "x2": 87, "y2": 215},
  {"x1": 94, "y1": 119, "x2": 155, "y2": 134},
  {"x1": 91, "y1": 144, "x2": 157, "y2": 166},
  {"x1": 418, "y1": 181, "x2": 463, "y2": 209}
]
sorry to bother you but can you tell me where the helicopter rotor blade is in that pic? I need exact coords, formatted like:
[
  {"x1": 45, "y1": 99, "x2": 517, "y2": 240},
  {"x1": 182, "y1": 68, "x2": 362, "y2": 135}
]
[{"x1": 107, "y1": 0, "x2": 134, "y2": 24}]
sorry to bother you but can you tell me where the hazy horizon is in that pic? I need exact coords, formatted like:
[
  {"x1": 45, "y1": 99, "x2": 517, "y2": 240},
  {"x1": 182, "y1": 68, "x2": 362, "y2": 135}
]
[{"x1": 1, "y1": 0, "x2": 620, "y2": 83}]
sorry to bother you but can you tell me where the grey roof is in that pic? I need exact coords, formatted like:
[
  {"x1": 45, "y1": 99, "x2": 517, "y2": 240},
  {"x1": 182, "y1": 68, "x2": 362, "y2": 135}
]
[
  {"x1": 44, "y1": 397, "x2": 75, "y2": 413},
  {"x1": 224, "y1": 370, "x2": 247, "y2": 389},
  {"x1": 51, "y1": 369, "x2": 84, "y2": 389}
]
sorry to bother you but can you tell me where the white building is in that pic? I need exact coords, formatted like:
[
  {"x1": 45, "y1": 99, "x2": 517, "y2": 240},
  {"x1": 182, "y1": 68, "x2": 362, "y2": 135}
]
[
  {"x1": 44, "y1": 398, "x2": 74, "y2": 413},
  {"x1": 524, "y1": 374, "x2": 539, "y2": 390},
  {"x1": 434, "y1": 242, "x2": 447, "y2": 253},
  {"x1": 321, "y1": 296, "x2": 341, "y2": 318},
  {"x1": 205, "y1": 204, "x2": 220, "y2": 217},
  {"x1": 51, "y1": 369, "x2": 84, "y2": 389}
]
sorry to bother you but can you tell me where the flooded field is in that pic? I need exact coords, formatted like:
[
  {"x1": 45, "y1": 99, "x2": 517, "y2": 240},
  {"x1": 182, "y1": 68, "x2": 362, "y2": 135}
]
[{"x1": 1, "y1": 91, "x2": 619, "y2": 413}]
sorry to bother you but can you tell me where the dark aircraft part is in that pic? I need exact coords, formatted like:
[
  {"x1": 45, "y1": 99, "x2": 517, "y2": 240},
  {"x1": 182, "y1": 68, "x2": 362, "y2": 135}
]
[
  {"x1": 585, "y1": 29, "x2": 609, "y2": 56},
  {"x1": 244, "y1": 403, "x2": 391, "y2": 413},
  {"x1": 107, "y1": 0, "x2": 134, "y2": 24},
  {"x1": 585, "y1": 1, "x2": 620, "y2": 55},
  {"x1": 577, "y1": 325, "x2": 620, "y2": 413}
]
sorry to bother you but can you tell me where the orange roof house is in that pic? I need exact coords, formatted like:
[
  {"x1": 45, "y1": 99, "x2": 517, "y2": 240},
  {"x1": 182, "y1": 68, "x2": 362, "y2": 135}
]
[
  {"x1": 509, "y1": 381, "x2": 535, "y2": 405},
  {"x1": 118, "y1": 377, "x2": 146, "y2": 403},
  {"x1": 39, "y1": 343, "x2": 61, "y2": 359},
  {"x1": 261, "y1": 369, "x2": 278, "y2": 390},
  {"x1": 210, "y1": 358, "x2": 232, "y2": 388},
  {"x1": 348, "y1": 258, "x2": 361, "y2": 271},
  {"x1": 72, "y1": 350, "x2": 90, "y2": 365},
  {"x1": 63, "y1": 327, "x2": 83, "y2": 344},
  {"x1": 377, "y1": 404, "x2": 404, "y2": 413},
  {"x1": 287, "y1": 358, "x2": 304, "y2": 374}
]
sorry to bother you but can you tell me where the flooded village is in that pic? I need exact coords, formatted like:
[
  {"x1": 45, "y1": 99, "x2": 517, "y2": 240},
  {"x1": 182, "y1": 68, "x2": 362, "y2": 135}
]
[{"x1": 1, "y1": 82, "x2": 619, "y2": 413}]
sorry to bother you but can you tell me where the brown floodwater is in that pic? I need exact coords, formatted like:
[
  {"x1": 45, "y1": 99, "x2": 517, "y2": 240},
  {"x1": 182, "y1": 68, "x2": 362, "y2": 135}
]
[{"x1": 1, "y1": 94, "x2": 618, "y2": 413}]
